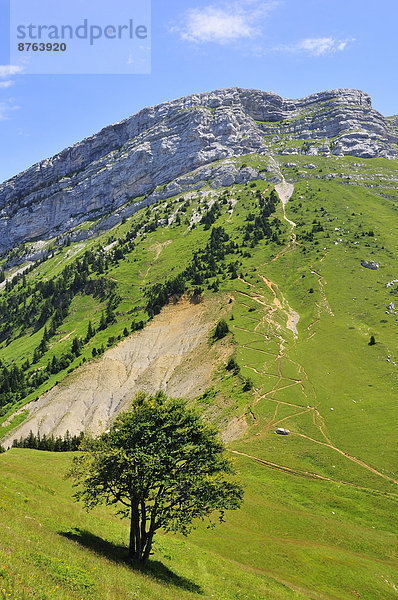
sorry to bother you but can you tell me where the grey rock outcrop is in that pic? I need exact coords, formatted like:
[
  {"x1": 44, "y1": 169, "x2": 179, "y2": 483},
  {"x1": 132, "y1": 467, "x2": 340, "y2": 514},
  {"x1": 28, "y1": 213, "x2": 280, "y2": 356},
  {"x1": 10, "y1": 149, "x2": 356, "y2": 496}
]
[
  {"x1": 80, "y1": 162, "x2": 265, "y2": 237},
  {"x1": 0, "y1": 87, "x2": 397, "y2": 253},
  {"x1": 361, "y1": 260, "x2": 379, "y2": 270}
]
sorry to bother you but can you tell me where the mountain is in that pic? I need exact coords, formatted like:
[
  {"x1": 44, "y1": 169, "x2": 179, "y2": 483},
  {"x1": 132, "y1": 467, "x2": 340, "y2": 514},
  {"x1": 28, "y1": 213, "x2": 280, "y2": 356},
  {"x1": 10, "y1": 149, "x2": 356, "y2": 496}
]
[
  {"x1": 0, "y1": 87, "x2": 397, "y2": 600},
  {"x1": 0, "y1": 87, "x2": 397, "y2": 256}
]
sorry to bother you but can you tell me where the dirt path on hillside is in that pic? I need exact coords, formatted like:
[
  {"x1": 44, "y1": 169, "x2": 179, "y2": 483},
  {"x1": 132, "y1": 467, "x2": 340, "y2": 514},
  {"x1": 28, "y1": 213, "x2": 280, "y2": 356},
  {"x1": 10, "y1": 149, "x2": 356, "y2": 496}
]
[
  {"x1": 234, "y1": 166, "x2": 330, "y2": 450},
  {"x1": 230, "y1": 450, "x2": 398, "y2": 497},
  {"x1": 235, "y1": 277, "x2": 319, "y2": 438},
  {"x1": 237, "y1": 276, "x2": 299, "y2": 339},
  {"x1": 229, "y1": 263, "x2": 335, "y2": 454},
  {"x1": 275, "y1": 180, "x2": 295, "y2": 228},
  {"x1": 294, "y1": 433, "x2": 398, "y2": 485},
  {"x1": 310, "y1": 269, "x2": 334, "y2": 318},
  {"x1": 234, "y1": 266, "x2": 397, "y2": 487},
  {"x1": 232, "y1": 176, "x2": 389, "y2": 482},
  {"x1": 258, "y1": 273, "x2": 299, "y2": 337},
  {"x1": 268, "y1": 157, "x2": 297, "y2": 259}
]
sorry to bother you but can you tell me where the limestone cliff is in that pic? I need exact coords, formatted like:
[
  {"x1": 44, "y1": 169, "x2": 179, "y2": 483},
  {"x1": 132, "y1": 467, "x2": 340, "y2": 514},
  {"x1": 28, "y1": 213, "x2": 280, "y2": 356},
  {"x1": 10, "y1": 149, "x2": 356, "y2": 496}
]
[{"x1": 0, "y1": 87, "x2": 396, "y2": 253}]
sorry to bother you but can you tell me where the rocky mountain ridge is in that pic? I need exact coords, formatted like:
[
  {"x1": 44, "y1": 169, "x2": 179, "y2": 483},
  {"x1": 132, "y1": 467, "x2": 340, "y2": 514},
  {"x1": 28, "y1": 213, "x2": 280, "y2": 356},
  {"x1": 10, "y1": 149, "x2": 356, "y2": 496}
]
[{"x1": 0, "y1": 87, "x2": 396, "y2": 254}]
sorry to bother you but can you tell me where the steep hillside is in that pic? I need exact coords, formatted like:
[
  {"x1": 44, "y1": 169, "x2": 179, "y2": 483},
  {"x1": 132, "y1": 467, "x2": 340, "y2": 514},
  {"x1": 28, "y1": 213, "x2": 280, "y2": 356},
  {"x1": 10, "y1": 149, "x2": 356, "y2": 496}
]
[
  {"x1": 0, "y1": 88, "x2": 397, "y2": 599},
  {"x1": 0, "y1": 448, "x2": 397, "y2": 600},
  {"x1": 1, "y1": 298, "x2": 232, "y2": 444}
]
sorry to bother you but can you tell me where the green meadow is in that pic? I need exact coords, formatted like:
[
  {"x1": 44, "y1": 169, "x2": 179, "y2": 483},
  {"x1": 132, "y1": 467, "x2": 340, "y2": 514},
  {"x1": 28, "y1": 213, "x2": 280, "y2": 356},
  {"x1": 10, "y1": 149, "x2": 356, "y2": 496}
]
[
  {"x1": 1, "y1": 154, "x2": 397, "y2": 598},
  {"x1": 0, "y1": 447, "x2": 396, "y2": 600}
]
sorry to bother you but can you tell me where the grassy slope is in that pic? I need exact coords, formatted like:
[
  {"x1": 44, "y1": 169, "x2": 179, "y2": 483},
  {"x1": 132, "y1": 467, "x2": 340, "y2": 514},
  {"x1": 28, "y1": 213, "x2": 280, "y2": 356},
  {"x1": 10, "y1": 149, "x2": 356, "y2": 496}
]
[
  {"x1": 0, "y1": 450, "x2": 397, "y2": 600},
  {"x1": 1, "y1": 154, "x2": 397, "y2": 599},
  {"x1": 0, "y1": 449, "x2": 313, "y2": 600},
  {"x1": 0, "y1": 448, "x2": 396, "y2": 600}
]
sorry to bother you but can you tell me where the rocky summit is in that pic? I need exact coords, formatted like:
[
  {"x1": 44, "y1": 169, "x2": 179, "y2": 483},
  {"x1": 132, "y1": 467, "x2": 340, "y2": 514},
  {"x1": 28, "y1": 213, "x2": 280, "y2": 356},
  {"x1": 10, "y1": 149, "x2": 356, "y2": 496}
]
[{"x1": 0, "y1": 87, "x2": 397, "y2": 254}]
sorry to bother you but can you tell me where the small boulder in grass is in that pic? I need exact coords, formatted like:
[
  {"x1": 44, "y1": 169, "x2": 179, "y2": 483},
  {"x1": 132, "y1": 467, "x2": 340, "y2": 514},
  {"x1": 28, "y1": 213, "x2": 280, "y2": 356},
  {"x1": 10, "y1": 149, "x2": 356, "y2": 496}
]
[{"x1": 361, "y1": 260, "x2": 379, "y2": 270}]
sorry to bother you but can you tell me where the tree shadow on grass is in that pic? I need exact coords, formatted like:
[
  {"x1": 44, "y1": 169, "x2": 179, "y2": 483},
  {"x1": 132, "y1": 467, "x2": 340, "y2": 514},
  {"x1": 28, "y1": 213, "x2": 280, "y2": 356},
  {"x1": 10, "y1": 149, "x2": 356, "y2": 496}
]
[{"x1": 59, "y1": 528, "x2": 203, "y2": 594}]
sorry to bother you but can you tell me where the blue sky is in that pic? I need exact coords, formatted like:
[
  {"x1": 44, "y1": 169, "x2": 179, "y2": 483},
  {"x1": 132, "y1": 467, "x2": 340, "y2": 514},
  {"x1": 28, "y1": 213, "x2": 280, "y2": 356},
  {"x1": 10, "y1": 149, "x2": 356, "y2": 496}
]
[{"x1": 0, "y1": 0, "x2": 397, "y2": 183}]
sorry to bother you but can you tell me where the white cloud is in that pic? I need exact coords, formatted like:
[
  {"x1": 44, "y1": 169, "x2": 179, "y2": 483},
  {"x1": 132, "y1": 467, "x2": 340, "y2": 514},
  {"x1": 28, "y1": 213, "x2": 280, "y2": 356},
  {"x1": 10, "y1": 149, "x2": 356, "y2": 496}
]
[
  {"x1": 281, "y1": 37, "x2": 355, "y2": 56},
  {"x1": 172, "y1": 1, "x2": 278, "y2": 45},
  {"x1": 181, "y1": 8, "x2": 253, "y2": 43},
  {"x1": 0, "y1": 65, "x2": 23, "y2": 78},
  {"x1": 17, "y1": 128, "x2": 31, "y2": 137},
  {"x1": 0, "y1": 67, "x2": 22, "y2": 123},
  {"x1": 0, "y1": 100, "x2": 20, "y2": 121}
]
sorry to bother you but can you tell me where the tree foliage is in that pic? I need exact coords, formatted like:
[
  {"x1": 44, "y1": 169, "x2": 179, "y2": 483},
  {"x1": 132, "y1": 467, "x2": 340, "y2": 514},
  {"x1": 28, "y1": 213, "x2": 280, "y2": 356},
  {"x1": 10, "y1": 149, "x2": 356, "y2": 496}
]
[
  {"x1": 12, "y1": 429, "x2": 84, "y2": 452},
  {"x1": 226, "y1": 357, "x2": 240, "y2": 374},
  {"x1": 214, "y1": 319, "x2": 229, "y2": 340},
  {"x1": 68, "y1": 392, "x2": 243, "y2": 565}
]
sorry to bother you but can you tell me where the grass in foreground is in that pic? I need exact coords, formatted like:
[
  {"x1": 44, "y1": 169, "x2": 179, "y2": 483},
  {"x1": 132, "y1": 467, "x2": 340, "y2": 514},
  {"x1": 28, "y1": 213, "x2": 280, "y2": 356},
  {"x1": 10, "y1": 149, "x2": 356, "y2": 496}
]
[{"x1": 0, "y1": 449, "x2": 397, "y2": 600}]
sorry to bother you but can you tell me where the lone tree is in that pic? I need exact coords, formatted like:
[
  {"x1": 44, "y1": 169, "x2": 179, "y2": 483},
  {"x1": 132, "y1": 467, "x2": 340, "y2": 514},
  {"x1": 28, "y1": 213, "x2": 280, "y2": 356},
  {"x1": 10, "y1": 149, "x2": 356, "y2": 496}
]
[
  {"x1": 68, "y1": 392, "x2": 243, "y2": 565},
  {"x1": 214, "y1": 319, "x2": 229, "y2": 340},
  {"x1": 368, "y1": 335, "x2": 376, "y2": 346}
]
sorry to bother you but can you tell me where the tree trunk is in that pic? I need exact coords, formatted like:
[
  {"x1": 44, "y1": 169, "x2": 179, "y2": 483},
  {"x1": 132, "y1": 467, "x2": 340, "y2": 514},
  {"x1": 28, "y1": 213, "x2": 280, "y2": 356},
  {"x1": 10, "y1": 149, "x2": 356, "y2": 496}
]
[
  {"x1": 133, "y1": 500, "x2": 142, "y2": 561},
  {"x1": 141, "y1": 502, "x2": 158, "y2": 565},
  {"x1": 128, "y1": 506, "x2": 136, "y2": 558},
  {"x1": 141, "y1": 530, "x2": 155, "y2": 565},
  {"x1": 130, "y1": 494, "x2": 161, "y2": 566},
  {"x1": 140, "y1": 500, "x2": 147, "y2": 549}
]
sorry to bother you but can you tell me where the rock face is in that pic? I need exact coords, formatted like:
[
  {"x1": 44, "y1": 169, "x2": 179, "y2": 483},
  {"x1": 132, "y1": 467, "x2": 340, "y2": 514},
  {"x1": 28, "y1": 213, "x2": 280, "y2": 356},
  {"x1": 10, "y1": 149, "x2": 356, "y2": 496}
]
[{"x1": 0, "y1": 87, "x2": 397, "y2": 253}]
